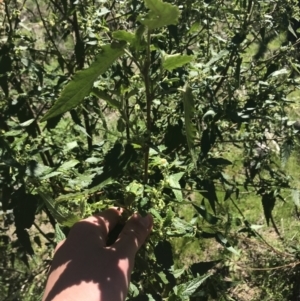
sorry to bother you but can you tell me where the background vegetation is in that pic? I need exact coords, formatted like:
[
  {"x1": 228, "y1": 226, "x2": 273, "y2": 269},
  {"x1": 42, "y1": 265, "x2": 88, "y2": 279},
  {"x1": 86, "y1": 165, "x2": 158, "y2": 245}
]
[{"x1": 1, "y1": 0, "x2": 300, "y2": 300}]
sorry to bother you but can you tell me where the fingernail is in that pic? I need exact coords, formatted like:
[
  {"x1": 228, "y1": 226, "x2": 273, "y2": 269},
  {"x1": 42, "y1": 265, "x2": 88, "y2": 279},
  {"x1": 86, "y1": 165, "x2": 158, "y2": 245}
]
[{"x1": 140, "y1": 214, "x2": 150, "y2": 228}]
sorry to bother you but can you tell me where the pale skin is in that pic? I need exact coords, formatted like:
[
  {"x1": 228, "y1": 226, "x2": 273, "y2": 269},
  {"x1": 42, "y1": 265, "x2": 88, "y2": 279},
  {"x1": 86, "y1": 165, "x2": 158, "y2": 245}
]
[{"x1": 42, "y1": 208, "x2": 153, "y2": 301}]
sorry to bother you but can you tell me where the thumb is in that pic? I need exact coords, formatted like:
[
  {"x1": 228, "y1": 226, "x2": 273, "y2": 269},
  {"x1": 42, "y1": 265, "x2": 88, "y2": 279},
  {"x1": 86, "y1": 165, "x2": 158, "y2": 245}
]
[{"x1": 113, "y1": 213, "x2": 153, "y2": 257}]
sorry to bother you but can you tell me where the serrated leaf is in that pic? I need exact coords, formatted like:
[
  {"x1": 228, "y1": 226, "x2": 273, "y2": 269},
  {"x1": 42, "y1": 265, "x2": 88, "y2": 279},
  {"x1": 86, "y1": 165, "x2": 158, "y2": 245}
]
[
  {"x1": 169, "y1": 172, "x2": 184, "y2": 201},
  {"x1": 281, "y1": 138, "x2": 293, "y2": 167},
  {"x1": 138, "y1": 0, "x2": 180, "y2": 30},
  {"x1": 175, "y1": 273, "x2": 211, "y2": 298},
  {"x1": 163, "y1": 54, "x2": 193, "y2": 71},
  {"x1": 38, "y1": 190, "x2": 80, "y2": 227},
  {"x1": 55, "y1": 224, "x2": 66, "y2": 243},
  {"x1": 58, "y1": 159, "x2": 79, "y2": 171},
  {"x1": 192, "y1": 204, "x2": 219, "y2": 225},
  {"x1": 41, "y1": 42, "x2": 125, "y2": 121},
  {"x1": 181, "y1": 84, "x2": 197, "y2": 165}
]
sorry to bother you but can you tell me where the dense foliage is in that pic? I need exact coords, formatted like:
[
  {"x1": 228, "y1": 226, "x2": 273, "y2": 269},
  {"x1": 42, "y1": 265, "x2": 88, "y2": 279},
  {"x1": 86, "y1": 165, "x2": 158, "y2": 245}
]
[{"x1": 1, "y1": 0, "x2": 300, "y2": 300}]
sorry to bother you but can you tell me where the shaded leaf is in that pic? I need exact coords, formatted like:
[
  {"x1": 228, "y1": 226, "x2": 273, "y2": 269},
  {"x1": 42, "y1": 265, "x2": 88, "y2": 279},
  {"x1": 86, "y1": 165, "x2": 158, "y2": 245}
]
[
  {"x1": 154, "y1": 240, "x2": 174, "y2": 269},
  {"x1": 41, "y1": 42, "x2": 126, "y2": 121},
  {"x1": 207, "y1": 157, "x2": 232, "y2": 166},
  {"x1": 91, "y1": 88, "x2": 121, "y2": 109},
  {"x1": 192, "y1": 203, "x2": 219, "y2": 225},
  {"x1": 281, "y1": 138, "x2": 293, "y2": 167},
  {"x1": 261, "y1": 192, "x2": 276, "y2": 226},
  {"x1": 197, "y1": 180, "x2": 218, "y2": 214},
  {"x1": 191, "y1": 260, "x2": 221, "y2": 276},
  {"x1": 181, "y1": 84, "x2": 197, "y2": 165}
]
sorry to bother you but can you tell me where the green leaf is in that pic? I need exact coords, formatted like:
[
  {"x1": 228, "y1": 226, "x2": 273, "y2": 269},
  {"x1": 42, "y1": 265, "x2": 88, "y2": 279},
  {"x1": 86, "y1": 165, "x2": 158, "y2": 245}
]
[
  {"x1": 281, "y1": 138, "x2": 293, "y2": 167},
  {"x1": 112, "y1": 30, "x2": 136, "y2": 45},
  {"x1": 26, "y1": 160, "x2": 52, "y2": 178},
  {"x1": 198, "y1": 180, "x2": 218, "y2": 214},
  {"x1": 175, "y1": 273, "x2": 211, "y2": 299},
  {"x1": 292, "y1": 190, "x2": 300, "y2": 207},
  {"x1": 74, "y1": 124, "x2": 91, "y2": 138},
  {"x1": 38, "y1": 190, "x2": 80, "y2": 227},
  {"x1": 55, "y1": 224, "x2": 66, "y2": 243},
  {"x1": 91, "y1": 88, "x2": 122, "y2": 109},
  {"x1": 181, "y1": 84, "x2": 197, "y2": 165},
  {"x1": 56, "y1": 177, "x2": 115, "y2": 202},
  {"x1": 169, "y1": 172, "x2": 184, "y2": 201},
  {"x1": 40, "y1": 171, "x2": 62, "y2": 180},
  {"x1": 206, "y1": 49, "x2": 229, "y2": 66},
  {"x1": 138, "y1": 0, "x2": 180, "y2": 30},
  {"x1": 19, "y1": 119, "x2": 35, "y2": 127},
  {"x1": 58, "y1": 159, "x2": 79, "y2": 171},
  {"x1": 192, "y1": 203, "x2": 219, "y2": 225},
  {"x1": 41, "y1": 42, "x2": 125, "y2": 121},
  {"x1": 269, "y1": 68, "x2": 289, "y2": 77},
  {"x1": 168, "y1": 217, "x2": 195, "y2": 237},
  {"x1": 215, "y1": 232, "x2": 240, "y2": 255},
  {"x1": 162, "y1": 53, "x2": 193, "y2": 71}
]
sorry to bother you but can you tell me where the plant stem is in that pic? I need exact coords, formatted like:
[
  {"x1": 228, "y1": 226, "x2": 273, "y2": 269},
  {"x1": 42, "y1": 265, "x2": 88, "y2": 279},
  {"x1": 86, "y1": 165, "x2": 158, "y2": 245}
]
[{"x1": 143, "y1": 30, "x2": 152, "y2": 184}]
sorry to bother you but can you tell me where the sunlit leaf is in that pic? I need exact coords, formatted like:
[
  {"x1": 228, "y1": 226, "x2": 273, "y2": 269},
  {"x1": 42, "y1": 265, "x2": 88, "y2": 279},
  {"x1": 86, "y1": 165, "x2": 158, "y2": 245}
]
[
  {"x1": 169, "y1": 172, "x2": 184, "y2": 201},
  {"x1": 113, "y1": 30, "x2": 136, "y2": 45},
  {"x1": 163, "y1": 53, "x2": 193, "y2": 71},
  {"x1": 55, "y1": 224, "x2": 66, "y2": 243},
  {"x1": 292, "y1": 190, "x2": 300, "y2": 207},
  {"x1": 41, "y1": 42, "x2": 125, "y2": 121},
  {"x1": 175, "y1": 273, "x2": 211, "y2": 299},
  {"x1": 38, "y1": 190, "x2": 80, "y2": 227},
  {"x1": 58, "y1": 159, "x2": 79, "y2": 171},
  {"x1": 138, "y1": 0, "x2": 180, "y2": 30}
]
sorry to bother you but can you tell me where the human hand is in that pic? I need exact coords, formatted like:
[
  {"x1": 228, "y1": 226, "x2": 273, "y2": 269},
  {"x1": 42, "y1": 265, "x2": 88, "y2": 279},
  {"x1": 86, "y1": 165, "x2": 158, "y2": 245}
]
[{"x1": 42, "y1": 207, "x2": 153, "y2": 301}]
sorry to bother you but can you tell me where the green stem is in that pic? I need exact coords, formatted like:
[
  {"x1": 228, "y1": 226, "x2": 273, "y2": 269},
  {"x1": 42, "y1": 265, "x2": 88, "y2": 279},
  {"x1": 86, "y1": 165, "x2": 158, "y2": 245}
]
[{"x1": 143, "y1": 30, "x2": 152, "y2": 184}]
